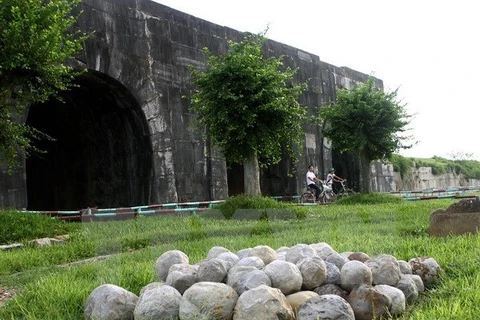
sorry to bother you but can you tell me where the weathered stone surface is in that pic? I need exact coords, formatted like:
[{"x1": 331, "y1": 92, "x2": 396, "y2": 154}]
[
  {"x1": 84, "y1": 284, "x2": 138, "y2": 320},
  {"x1": 375, "y1": 284, "x2": 406, "y2": 315},
  {"x1": 339, "y1": 260, "x2": 372, "y2": 292},
  {"x1": 285, "y1": 244, "x2": 318, "y2": 264},
  {"x1": 233, "y1": 285, "x2": 295, "y2": 320},
  {"x1": 347, "y1": 284, "x2": 391, "y2": 320},
  {"x1": 409, "y1": 256, "x2": 443, "y2": 288},
  {"x1": 296, "y1": 256, "x2": 327, "y2": 290},
  {"x1": 430, "y1": 198, "x2": 480, "y2": 236},
  {"x1": 325, "y1": 252, "x2": 349, "y2": 270},
  {"x1": 83, "y1": 242, "x2": 442, "y2": 319},
  {"x1": 372, "y1": 161, "x2": 480, "y2": 193},
  {"x1": 276, "y1": 246, "x2": 290, "y2": 253},
  {"x1": 165, "y1": 264, "x2": 198, "y2": 294},
  {"x1": 313, "y1": 284, "x2": 347, "y2": 300},
  {"x1": 248, "y1": 245, "x2": 277, "y2": 265},
  {"x1": 235, "y1": 256, "x2": 265, "y2": 269},
  {"x1": 285, "y1": 291, "x2": 318, "y2": 314},
  {"x1": 207, "y1": 246, "x2": 231, "y2": 259},
  {"x1": 134, "y1": 285, "x2": 181, "y2": 320},
  {"x1": 196, "y1": 258, "x2": 229, "y2": 283},
  {"x1": 155, "y1": 250, "x2": 189, "y2": 281},
  {"x1": 0, "y1": 243, "x2": 24, "y2": 251},
  {"x1": 324, "y1": 261, "x2": 341, "y2": 285},
  {"x1": 297, "y1": 294, "x2": 355, "y2": 320},
  {"x1": 28, "y1": 238, "x2": 52, "y2": 247},
  {"x1": 398, "y1": 260, "x2": 412, "y2": 274},
  {"x1": 180, "y1": 282, "x2": 238, "y2": 320},
  {"x1": 236, "y1": 248, "x2": 251, "y2": 259},
  {"x1": 1, "y1": 0, "x2": 380, "y2": 210},
  {"x1": 263, "y1": 260, "x2": 303, "y2": 295},
  {"x1": 226, "y1": 265, "x2": 258, "y2": 290},
  {"x1": 217, "y1": 251, "x2": 240, "y2": 269},
  {"x1": 277, "y1": 250, "x2": 287, "y2": 261},
  {"x1": 139, "y1": 282, "x2": 166, "y2": 296},
  {"x1": 364, "y1": 254, "x2": 401, "y2": 286},
  {"x1": 396, "y1": 274, "x2": 419, "y2": 305},
  {"x1": 310, "y1": 242, "x2": 335, "y2": 259},
  {"x1": 234, "y1": 269, "x2": 272, "y2": 295},
  {"x1": 410, "y1": 274, "x2": 425, "y2": 293},
  {"x1": 348, "y1": 252, "x2": 370, "y2": 262}
]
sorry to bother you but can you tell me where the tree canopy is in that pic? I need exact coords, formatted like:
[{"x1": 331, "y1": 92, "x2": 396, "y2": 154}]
[
  {"x1": 0, "y1": 0, "x2": 87, "y2": 172},
  {"x1": 320, "y1": 78, "x2": 412, "y2": 191},
  {"x1": 189, "y1": 32, "x2": 307, "y2": 195}
]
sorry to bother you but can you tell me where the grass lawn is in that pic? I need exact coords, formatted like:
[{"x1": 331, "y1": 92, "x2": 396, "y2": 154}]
[{"x1": 0, "y1": 196, "x2": 479, "y2": 319}]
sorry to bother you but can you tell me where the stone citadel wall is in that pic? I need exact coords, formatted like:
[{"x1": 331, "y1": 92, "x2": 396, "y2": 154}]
[
  {"x1": 370, "y1": 161, "x2": 480, "y2": 192},
  {"x1": 0, "y1": 0, "x2": 381, "y2": 210}
]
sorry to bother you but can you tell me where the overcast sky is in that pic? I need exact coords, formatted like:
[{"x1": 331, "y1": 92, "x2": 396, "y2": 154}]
[{"x1": 154, "y1": 0, "x2": 479, "y2": 160}]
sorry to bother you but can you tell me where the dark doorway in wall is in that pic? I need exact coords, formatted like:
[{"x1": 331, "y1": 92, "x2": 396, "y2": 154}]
[
  {"x1": 332, "y1": 149, "x2": 359, "y2": 192},
  {"x1": 227, "y1": 163, "x2": 244, "y2": 196},
  {"x1": 25, "y1": 71, "x2": 152, "y2": 210}
]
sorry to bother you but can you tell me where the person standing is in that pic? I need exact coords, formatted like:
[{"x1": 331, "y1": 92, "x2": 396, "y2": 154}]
[{"x1": 306, "y1": 165, "x2": 323, "y2": 201}]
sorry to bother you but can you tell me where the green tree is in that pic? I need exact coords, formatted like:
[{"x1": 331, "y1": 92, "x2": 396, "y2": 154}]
[
  {"x1": 0, "y1": 0, "x2": 87, "y2": 172},
  {"x1": 189, "y1": 32, "x2": 307, "y2": 196},
  {"x1": 320, "y1": 78, "x2": 412, "y2": 192}
]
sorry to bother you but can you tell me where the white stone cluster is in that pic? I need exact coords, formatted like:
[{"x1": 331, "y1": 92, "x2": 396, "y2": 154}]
[{"x1": 84, "y1": 243, "x2": 443, "y2": 320}]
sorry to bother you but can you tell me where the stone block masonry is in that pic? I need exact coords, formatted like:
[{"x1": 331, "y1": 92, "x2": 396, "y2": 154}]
[{"x1": 0, "y1": 0, "x2": 381, "y2": 210}]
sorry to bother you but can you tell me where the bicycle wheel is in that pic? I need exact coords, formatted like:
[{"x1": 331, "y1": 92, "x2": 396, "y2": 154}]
[
  {"x1": 338, "y1": 189, "x2": 356, "y2": 198},
  {"x1": 317, "y1": 192, "x2": 326, "y2": 204},
  {"x1": 336, "y1": 190, "x2": 348, "y2": 198},
  {"x1": 324, "y1": 190, "x2": 336, "y2": 203},
  {"x1": 300, "y1": 192, "x2": 315, "y2": 204}
]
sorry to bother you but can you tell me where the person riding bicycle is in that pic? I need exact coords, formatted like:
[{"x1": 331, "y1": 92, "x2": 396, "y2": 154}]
[
  {"x1": 326, "y1": 167, "x2": 344, "y2": 193},
  {"x1": 306, "y1": 165, "x2": 324, "y2": 201}
]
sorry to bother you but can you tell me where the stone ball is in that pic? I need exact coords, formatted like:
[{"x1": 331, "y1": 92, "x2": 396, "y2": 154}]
[
  {"x1": 297, "y1": 294, "x2": 355, "y2": 320},
  {"x1": 339, "y1": 260, "x2": 372, "y2": 292},
  {"x1": 134, "y1": 284, "x2": 181, "y2": 320},
  {"x1": 155, "y1": 250, "x2": 189, "y2": 281},
  {"x1": 179, "y1": 282, "x2": 238, "y2": 320},
  {"x1": 263, "y1": 260, "x2": 303, "y2": 295},
  {"x1": 84, "y1": 284, "x2": 138, "y2": 320},
  {"x1": 233, "y1": 285, "x2": 294, "y2": 320},
  {"x1": 409, "y1": 256, "x2": 444, "y2": 288}
]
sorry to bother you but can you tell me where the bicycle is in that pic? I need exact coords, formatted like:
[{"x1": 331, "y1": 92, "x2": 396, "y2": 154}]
[
  {"x1": 334, "y1": 180, "x2": 357, "y2": 199},
  {"x1": 300, "y1": 183, "x2": 329, "y2": 204}
]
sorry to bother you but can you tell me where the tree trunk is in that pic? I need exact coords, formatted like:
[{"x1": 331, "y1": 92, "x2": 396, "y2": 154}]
[
  {"x1": 358, "y1": 153, "x2": 372, "y2": 193},
  {"x1": 244, "y1": 153, "x2": 261, "y2": 196}
]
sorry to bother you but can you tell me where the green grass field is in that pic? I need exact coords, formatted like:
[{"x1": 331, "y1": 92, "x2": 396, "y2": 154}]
[{"x1": 0, "y1": 196, "x2": 479, "y2": 319}]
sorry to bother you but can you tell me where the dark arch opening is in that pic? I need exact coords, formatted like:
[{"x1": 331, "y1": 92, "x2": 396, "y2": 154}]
[{"x1": 26, "y1": 70, "x2": 152, "y2": 210}]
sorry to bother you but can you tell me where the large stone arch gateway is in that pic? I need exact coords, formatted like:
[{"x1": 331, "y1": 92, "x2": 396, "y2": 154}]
[
  {"x1": 0, "y1": 0, "x2": 382, "y2": 210},
  {"x1": 26, "y1": 71, "x2": 153, "y2": 210}
]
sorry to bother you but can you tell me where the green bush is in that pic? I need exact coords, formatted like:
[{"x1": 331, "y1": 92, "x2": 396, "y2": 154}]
[
  {"x1": 204, "y1": 195, "x2": 306, "y2": 220},
  {"x1": 0, "y1": 210, "x2": 79, "y2": 244},
  {"x1": 454, "y1": 160, "x2": 480, "y2": 179},
  {"x1": 389, "y1": 154, "x2": 414, "y2": 179}
]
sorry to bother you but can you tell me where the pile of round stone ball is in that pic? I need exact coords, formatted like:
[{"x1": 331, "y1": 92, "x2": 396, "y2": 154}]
[{"x1": 84, "y1": 242, "x2": 443, "y2": 320}]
